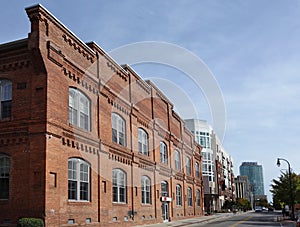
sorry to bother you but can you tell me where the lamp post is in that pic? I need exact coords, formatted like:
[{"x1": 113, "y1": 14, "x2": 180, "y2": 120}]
[{"x1": 277, "y1": 158, "x2": 294, "y2": 220}]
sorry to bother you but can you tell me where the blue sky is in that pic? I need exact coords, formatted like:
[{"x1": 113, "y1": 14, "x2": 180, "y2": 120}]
[{"x1": 2, "y1": 0, "x2": 300, "y2": 201}]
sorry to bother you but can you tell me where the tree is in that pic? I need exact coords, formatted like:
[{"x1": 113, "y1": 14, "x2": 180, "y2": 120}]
[
  {"x1": 270, "y1": 171, "x2": 300, "y2": 210},
  {"x1": 237, "y1": 198, "x2": 251, "y2": 211}
]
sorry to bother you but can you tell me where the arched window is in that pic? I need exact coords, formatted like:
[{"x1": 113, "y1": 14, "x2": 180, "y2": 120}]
[
  {"x1": 161, "y1": 181, "x2": 168, "y2": 197},
  {"x1": 0, "y1": 79, "x2": 12, "y2": 119},
  {"x1": 141, "y1": 176, "x2": 151, "y2": 204},
  {"x1": 188, "y1": 187, "x2": 192, "y2": 206},
  {"x1": 69, "y1": 88, "x2": 90, "y2": 131},
  {"x1": 112, "y1": 169, "x2": 126, "y2": 203},
  {"x1": 68, "y1": 158, "x2": 90, "y2": 201},
  {"x1": 138, "y1": 128, "x2": 148, "y2": 155},
  {"x1": 186, "y1": 157, "x2": 191, "y2": 175},
  {"x1": 0, "y1": 154, "x2": 10, "y2": 199},
  {"x1": 176, "y1": 184, "x2": 182, "y2": 206},
  {"x1": 174, "y1": 150, "x2": 181, "y2": 170},
  {"x1": 195, "y1": 162, "x2": 200, "y2": 178},
  {"x1": 160, "y1": 142, "x2": 168, "y2": 164},
  {"x1": 112, "y1": 113, "x2": 126, "y2": 146},
  {"x1": 196, "y1": 189, "x2": 201, "y2": 206}
]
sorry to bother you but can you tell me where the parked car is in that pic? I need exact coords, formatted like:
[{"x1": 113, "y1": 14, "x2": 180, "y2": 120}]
[{"x1": 255, "y1": 207, "x2": 262, "y2": 212}]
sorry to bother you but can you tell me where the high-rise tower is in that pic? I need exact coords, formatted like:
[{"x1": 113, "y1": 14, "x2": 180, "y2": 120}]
[{"x1": 239, "y1": 162, "x2": 264, "y2": 196}]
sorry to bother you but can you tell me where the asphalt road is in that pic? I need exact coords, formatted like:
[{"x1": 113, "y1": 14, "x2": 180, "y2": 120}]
[{"x1": 186, "y1": 211, "x2": 295, "y2": 227}]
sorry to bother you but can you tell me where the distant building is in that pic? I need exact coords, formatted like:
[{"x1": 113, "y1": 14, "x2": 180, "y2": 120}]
[
  {"x1": 239, "y1": 162, "x2": 265, "y2": 197},
  {"x1": 185, "y1": 119, "x2": 234, "y2": 212},
  {"x1": 235, "y1": 175, "x2": 251, "y2": 201}
]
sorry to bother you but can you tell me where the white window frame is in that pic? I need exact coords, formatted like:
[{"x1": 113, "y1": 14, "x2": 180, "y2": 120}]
[
  {"x1": 69, "y1": 88, "x2": 90, "y2": 131},
  {"x1": 112, "y1": 169, "x2": 126, "y2": 203},
  {"x1": 160, "y1": 142, "x2": 168, "y2": 164},
  {"x1": 141, "y1": 176, "x2": 151, "y2": 204},
  {"x1": 186, "y1": 157, "x2": 191, "y2": 175},
  {"x1": 174, "y1": 150, "x2": 181, "y2": 170},
  {"x1": 138, "y1": 128, "x2": 149, "y2": 155},
  {"x1": 0, "y1": 79, "x2": 12, "y2": 119},
  {"x1": 161, "y1": 181, "x2": 168, "y2": 197},
  {"x1": 196, "y1": 189, "x2": 201, "y2": 206},
  {"x1": 176, "y1": 184, "x2": 182, "y2": 206},
  {"x1": 195, "y1": 162, "x2": 200, "y2": 178},
  {"x1": 0, "y1": 154, "x2": 10, "y2": 200},
  {"x1": 112, "y1": 113, "x2": 126, "y2": 146},
  {"x1": 188, "y1": 187, "x2": 192, "y2": 207},
  {"x1": 68, "y1": 158, "x2": 90, "y2": 201}
]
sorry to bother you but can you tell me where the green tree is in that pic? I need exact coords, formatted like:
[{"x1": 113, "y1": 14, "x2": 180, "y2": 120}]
[
  {"x1": 270, "y1": 171, "x2": 300, "y2": 210},
  {"x1": 237, "y1": 198, "x2": 251, "y2": 210}
]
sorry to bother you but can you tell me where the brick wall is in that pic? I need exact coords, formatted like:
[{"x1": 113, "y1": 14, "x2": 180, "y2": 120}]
[{"x1": 0, "y1": 4, "x2": 204, "y2": 227}]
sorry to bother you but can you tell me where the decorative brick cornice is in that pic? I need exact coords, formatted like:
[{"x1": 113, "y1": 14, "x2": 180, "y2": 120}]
[
  {"x1": 62, "y1": 67, "x2": 99, "y2": 96},
  {"x1": 61, "y1": 136, "x2": 99, "y2": 156},
  {"x1": 62, "y1": 34, "x2": 94, "y2": 63},
  {"x1": 109, "y1": 148, "x2": 132, "y2": 166},
  {"x1": 107, "y1": 97, "x2": 130, "y2": 116},
  {"x1": 106, "y1": 61, "x2": 128, "y2": 82},
  {"x1": 0, "y1": 60, "x2": 30, "y2": 72}
]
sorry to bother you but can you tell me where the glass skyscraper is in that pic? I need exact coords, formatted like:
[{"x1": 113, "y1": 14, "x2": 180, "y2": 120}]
[{"x1": 239, "y1": 162, "x2": 265, "y2": 196}]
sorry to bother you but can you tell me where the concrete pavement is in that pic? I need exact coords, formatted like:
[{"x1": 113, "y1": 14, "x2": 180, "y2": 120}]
[
  {"x1": 134, "y1": 212, "x2": 240, "y2": 227},
  {"x1": 134, "y1": 211, "x2": 297, "y2": 227}
]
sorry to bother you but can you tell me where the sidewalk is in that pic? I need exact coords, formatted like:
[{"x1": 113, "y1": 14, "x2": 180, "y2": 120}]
[
  {"x1": 135, "y1": 211, "x2": 297, "y2": 227},
  {"x1": 134, "y1": 212, "x2": 237, "y2": 227}
]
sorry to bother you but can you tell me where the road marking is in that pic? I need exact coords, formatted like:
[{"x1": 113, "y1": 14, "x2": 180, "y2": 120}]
[{"x1": 229, "y1": 216, "x2": 253, "y2": 227}]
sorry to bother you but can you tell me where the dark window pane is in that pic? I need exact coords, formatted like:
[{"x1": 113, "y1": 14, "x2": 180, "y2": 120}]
[
  {"x1": 0, "y1": 178, "x2": 9, "y2": 199},
  {"x1": 68, "y1": 180, "x2": 77, "y2": 200},
  {"x1": 112, "y1": 186, "x2": 118, "y2": 202},
  {"x1": 80, "y1": 182, "x2": 88, "y2": 200},
  {"x1": 1, "y1": 101, "x2": 11, "y2": 118},
  {"x1": 112, "y1": 129, "x2": 118, "y2": 143}
]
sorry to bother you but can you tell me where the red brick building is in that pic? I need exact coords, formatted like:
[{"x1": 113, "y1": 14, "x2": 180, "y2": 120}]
[{"x1": 0, "y1": 5, "x2": 204, "y2": 226}]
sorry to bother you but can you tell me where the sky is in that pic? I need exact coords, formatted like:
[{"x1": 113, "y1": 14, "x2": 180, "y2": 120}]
[{"x1": 2, "y1": 0, "x2": 300, "y2": 201}]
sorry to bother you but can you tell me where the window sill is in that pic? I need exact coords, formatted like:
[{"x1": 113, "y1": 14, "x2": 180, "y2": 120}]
[
  {"x1": 141, "y1": 203, "x2": 152, "y2": 206},
  {"x1": 68, "y1": 123, "x2": 91, "y2": 134},
  {"x1": 112, "y1": 202, "x2": 127, "y2": 206},
  {"x1": 67, "y1": 200, "x2": 91, "y2": 205},
  {"x1": 0, "y1": 117, "x2": 11, "y2": 122}
]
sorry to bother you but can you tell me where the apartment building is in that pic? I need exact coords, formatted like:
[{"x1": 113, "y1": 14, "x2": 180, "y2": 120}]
[
  {"x1": 185, "y1": 119, "x2": 235, "y2": 212},
  {"x1": 0, "y1": 4, "x2": 204, "y2": 227}
]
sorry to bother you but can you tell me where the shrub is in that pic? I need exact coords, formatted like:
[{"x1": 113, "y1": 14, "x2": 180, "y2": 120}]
[{"x1": 18, "y1": 218, "x2": 44, "y2": 227}]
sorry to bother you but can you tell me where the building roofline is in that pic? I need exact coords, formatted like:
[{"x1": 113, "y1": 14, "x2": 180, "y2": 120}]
[
  {"x1": 25, "y1": 4, "x2": 95, "y2": 56},
  {"x1": 0, "y1": 38, "x2": 28, "y2": 51}
]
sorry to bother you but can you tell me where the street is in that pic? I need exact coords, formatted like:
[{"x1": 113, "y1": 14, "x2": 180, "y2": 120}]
[
  {"x1": 168, "y1": 211, "x2": 296, "y2": 227},
  {"x1": 200, "y1": 212, "x2": 295, "y2": 227}
]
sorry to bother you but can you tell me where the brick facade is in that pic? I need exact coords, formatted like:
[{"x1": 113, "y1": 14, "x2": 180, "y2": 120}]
[{"x1": 0, "y1": 4, "x2": 204, "y2": 226}]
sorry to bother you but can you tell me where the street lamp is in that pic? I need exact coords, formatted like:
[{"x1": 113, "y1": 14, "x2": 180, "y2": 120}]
[{"x1": 277, "y1": 158, "x2": 295, "y2": 220}]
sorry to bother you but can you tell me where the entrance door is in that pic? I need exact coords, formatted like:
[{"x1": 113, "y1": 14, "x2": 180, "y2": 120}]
[{"x1": 162, "y1": 202, "x2": 169, "y2": 222}]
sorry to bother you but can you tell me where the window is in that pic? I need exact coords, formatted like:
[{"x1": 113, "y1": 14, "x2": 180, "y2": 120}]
[
  {"x1": 69, "y1": 88, "x2": 90, "y2": 131},
  {"x1": 68, "y1": 158, "x2": 90, "y2": 201},
  {"x1": 0, "y1": 154, "x2": 10, "y2": 199},
  {"x1": 188, "y1": 187, "x2": 192, "y2": 206},
  {"x1": 196, "y1": 132, "x2": 210, "y2": 148},
  {"x1": 196, "y1": 189, "x2": 201, "y2": 206},
  {"x1": 141, "y1": 176, "x2": 151, "y2": 204},
  {"x1": 174, "y1": 150, "x2": 181, "y2": 170},
  {"x1": 112, "y1": 113, "x2": 126, "y2": 146},
  {"x1": 186, "y1": 157, "x2": 191, "y2": 175},
  {"x1": 160, "y1": 142, "x2": 168, "y2": 164},
  {"x1": 0, "y1": 79, "x2": 12, "y2": 119},
  {"x1": 176, "y1": 184, "x2": 182, "y2": 206},
  {"x1": 161, "y1": 181, "x2": 168, "y2": 197},
  {"x1": 195, "y1": 162, "x2": 200, "y2": 178},
  {"x1": 138, "y1": 128, "x2": 148, "y2": 155},
  {"x1": 112, "y1": 169, "x2": 126, "y2": 203}
]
